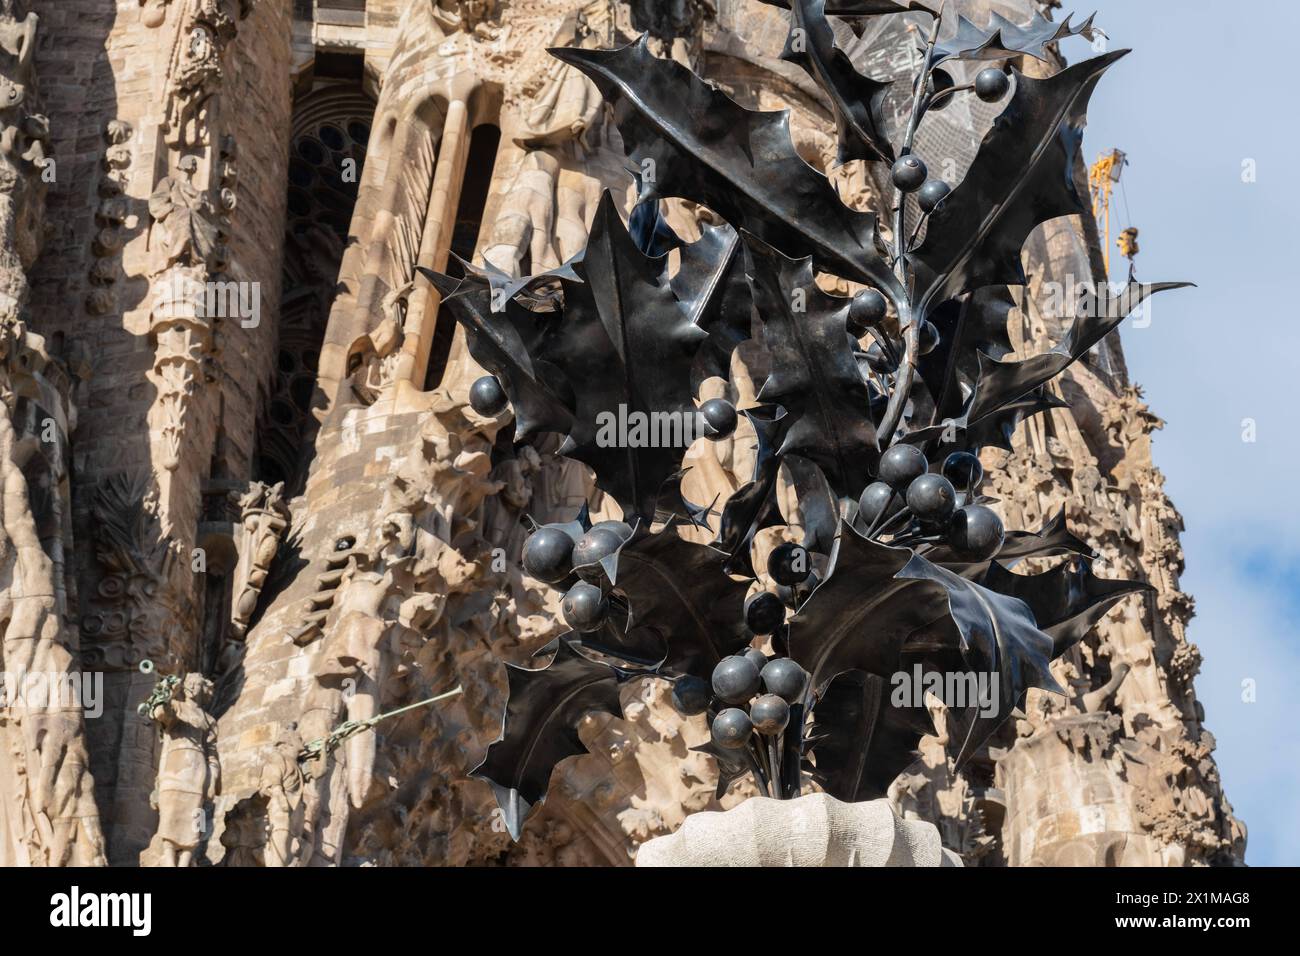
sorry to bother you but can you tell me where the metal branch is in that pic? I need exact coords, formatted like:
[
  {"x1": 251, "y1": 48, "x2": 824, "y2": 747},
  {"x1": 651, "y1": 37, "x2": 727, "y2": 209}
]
[
  {"x1": 925, "y1": 82, "x2": 973, "y2": 110},
  {"x1": 879, "y1": 5, "x2": 945, "y2": 447}
]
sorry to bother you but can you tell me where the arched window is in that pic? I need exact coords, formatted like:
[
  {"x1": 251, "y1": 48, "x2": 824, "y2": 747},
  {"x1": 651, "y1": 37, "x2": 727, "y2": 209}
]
[
  {"x1": 423, "y1": 122, "x2": 501, "y2": 391},
  {"x1": 254, "y1": 77, "x2": 376, "y2": 490}
]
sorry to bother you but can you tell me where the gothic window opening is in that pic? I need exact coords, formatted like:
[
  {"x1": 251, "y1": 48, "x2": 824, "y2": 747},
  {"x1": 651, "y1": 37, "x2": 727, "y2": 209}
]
[
  {"x1": 423, "y1": 122, "x2": 501, "y2": 392},
  {"x1": 254, "y1": 74, "x2": 375, "y2": 491}
]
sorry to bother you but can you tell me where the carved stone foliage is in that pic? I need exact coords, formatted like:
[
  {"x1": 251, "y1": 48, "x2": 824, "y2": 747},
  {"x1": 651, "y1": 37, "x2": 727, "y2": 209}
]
[
  {"x1": 943, "y1": 332, "x2": 1243, "y2": 863},
  {"x1": 81, "y1": 472, "x2": 192, "y2": 674},
  {"x1": 624, "y1": 0, "x2": 712, "y2": 42},
  {"x1": 147, "y1": 267, "x2": 215, "y2": 473},
  {"x1": 1131, "y1": 732, "x2": 1244, "y2": 860},
  {"x1": 160, "y1": 0, "x2": 256, "y2": 150}
]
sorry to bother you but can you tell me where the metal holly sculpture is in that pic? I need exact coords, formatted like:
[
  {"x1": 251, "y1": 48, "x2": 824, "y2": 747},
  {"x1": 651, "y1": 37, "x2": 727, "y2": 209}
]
[{"x1": 422, "y1": 0, "x2": 1184, "y2": 841}]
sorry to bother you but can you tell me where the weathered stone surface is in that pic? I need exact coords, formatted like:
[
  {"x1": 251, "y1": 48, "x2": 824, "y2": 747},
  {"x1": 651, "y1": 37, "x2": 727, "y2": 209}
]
[
  {"x1": 636, "y1": 794, "x2": 962, "y2": 867},
  {"x1": 0, "y1": 0, "x2": 1244, "y2": 868}
]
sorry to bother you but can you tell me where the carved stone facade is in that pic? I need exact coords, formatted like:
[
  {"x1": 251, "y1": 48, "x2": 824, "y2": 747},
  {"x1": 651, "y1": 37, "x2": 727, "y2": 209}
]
[{"x1": 0, "y1": 0, "x2": 1243, "y2": 867}]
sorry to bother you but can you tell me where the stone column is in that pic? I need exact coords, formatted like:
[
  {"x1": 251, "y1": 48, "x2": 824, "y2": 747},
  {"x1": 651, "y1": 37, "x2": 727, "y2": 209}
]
[
  {"x1": 0, "y1": 1, "x2": 106, "y2": 866},
  {"x1": 396, "y1": 93, "x2": 473, "y2": 388}
]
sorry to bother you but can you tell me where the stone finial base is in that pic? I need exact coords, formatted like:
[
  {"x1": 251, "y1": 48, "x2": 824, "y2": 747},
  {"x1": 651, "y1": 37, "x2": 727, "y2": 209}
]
[{"x1": 635, "y1": 793, "x2": 963, "y2": 867}]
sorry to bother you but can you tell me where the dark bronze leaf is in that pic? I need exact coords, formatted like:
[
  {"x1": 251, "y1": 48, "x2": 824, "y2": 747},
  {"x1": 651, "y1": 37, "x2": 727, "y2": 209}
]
[
  {"x1": 670, "y1": 222, "x2": 754, "y2": 389},
  {"x1": 969, "y1": 280, "x2": 1191, "y2": 422},
  {"x1": 968, "y1": 387, "x2": 1070, "y2": 451},
  {"x1": 551, "y1": 37, "x2": 903, "y2": 295},
  {"x1": 935, "y1": 10, "x2": 1098, "y2": 64},
  {"x1": 656, "y1": 469, "x2": 717, "y2": 529},
  {"x1": 746, "y1": 236, "x2": 881, "y2": 497},
  {"x1": 939, "y1": 556, "x2": 1148, "y2": 767},
  {"x1": 781, "y1": 0, "x2": 895, "y2": 165},
  {"x1": 628, "y1": 193, "x2": 683, "y2": 258},
  {"x1": 996, "y1": 508, "x2": 1092, "y2": 564},
  {"x1": 448, "y1": 251, "x2": 585, "y2": 308},
  {"x1": 928, "y1": 507, "x2": 1092, "y2": 575},
  {"x1": 792, "y1": 521, "x2": 1069, "y2": 770},
  {"x1": 980, "y1": 557, "x2": 1151, "y2": 658},
  {"x1": 785, "y1": 454, "x2": 841, "y2": 557},
  {"x1": 899, "y1": 384, "x2": 1068, "y2": 459},
  {"x1": 762, "y1": 0, "x2": 940, "y2": 14},
  {"x1": 910, "y1": 50, "x2": 1129, "y2": 319},
  {"x1": 805, "y1": 670, "x2": 934, "y2": 802},
  {"x1": 916, "y1": 286, "x2": 1017, "y2": 428},
  {"x1": 471, "y1": 640, "x2": 623, "y2": 840},
  {"x1": 690, "y1": 737, "x2": 757, "y2": 799},
  {"x1": 419, "y1": 270, "x2": 573, "y2": 442},
  {"x1": 539, "y1": 192, "x2": 708, "y2": 521},
  {"x1": 896, "y1": 550, "x2": 1059, "y2": 687},
  {"x1": 788, "y1": 526, "x2": 945, "y2": 688},
  {"x1": 578, "y1": 522, "x2": 752, "y2": 680}
]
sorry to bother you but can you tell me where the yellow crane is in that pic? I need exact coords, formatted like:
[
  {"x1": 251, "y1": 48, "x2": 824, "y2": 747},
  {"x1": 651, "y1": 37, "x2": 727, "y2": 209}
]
[{"x1": 1089, "y1": 148, "x2": 1140, "y2": 277}]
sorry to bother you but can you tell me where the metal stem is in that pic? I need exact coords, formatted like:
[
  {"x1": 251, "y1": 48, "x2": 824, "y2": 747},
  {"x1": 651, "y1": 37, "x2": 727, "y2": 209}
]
[
  {"x1": 749, "y1": 741, "x2": 772, "y2": 798},
  {"x1": 791, "y1": 686, "x2": 815, "y2": 799},
  {"x1": 864, "y1": 489, "x2": 901, "y2": 538},
  {"x1": 925, "y1": 82, "x2": 973, "y2": 109},
  {"x1": 879, "y1": 5, "x2": 945, "y2": 447},
  {"x1": 768, "y1": 737, "x2": 783, "y2": 799},
  {"x1": 869, "y1": 504, "x2": 914, "y2": 541}
]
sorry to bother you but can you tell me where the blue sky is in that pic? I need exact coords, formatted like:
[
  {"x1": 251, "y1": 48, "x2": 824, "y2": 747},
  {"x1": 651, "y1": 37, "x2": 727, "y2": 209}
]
[{"x1": 1056, "y1": 0, "x2": 1300, "y2": 865}]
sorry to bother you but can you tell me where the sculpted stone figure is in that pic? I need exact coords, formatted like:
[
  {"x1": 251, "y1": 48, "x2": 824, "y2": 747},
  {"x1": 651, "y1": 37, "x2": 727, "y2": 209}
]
[
  {"x1": 229, "y1": 481, "x2": 289, "y2": 639},
  {"x1": 160, "y1": 0, "x2": 252, "y2": 148},
  {"x1": 347, "y1": 279, "x2": 414, "y2": 404},
  {"x1": 480, "y1": 150, "x2": 603, "y2": 277},
  {"x1": 0, "y1": 6, "x2": 36, "y2": 117},
  {"x1": 150, "y1": 673, "x2": 221, "y2": 866},
  {"x1": 515, "y1": 11, "x2": 606, "y2": 150},
  {"x1": 433, "y1": 0, "x2": 500, "y2": 38},
  {"x1": 148, "y1": 168, "x2": 222, "y2": 271},
  {"x1": 259, "y1": 726, "x2": 307, "y2": 867}
]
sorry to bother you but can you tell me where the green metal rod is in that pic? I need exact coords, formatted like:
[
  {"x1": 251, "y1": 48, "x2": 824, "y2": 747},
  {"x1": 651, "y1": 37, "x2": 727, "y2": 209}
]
[{"x1": 298, "y1": 685, "x2": 464, "y2": 763}]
